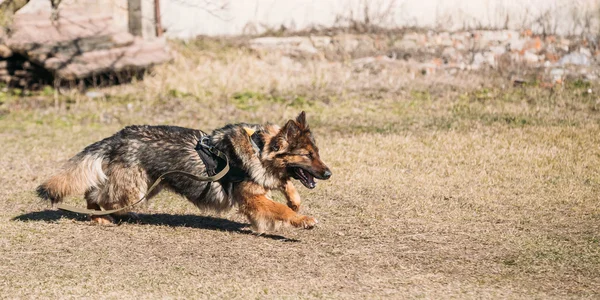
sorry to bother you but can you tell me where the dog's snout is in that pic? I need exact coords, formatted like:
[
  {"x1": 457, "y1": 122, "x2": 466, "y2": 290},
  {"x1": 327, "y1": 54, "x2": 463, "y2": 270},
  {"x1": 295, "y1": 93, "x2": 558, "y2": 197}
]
[{"x1": 322, "y1": 169, "x2": 332, "y2": 180}]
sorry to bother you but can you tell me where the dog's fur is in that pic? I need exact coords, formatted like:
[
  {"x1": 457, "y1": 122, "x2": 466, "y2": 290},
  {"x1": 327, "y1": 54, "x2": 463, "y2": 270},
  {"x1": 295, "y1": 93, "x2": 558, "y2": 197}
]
[{"x1": 36, "y1": 112, "x2": 331, "y2": 232}]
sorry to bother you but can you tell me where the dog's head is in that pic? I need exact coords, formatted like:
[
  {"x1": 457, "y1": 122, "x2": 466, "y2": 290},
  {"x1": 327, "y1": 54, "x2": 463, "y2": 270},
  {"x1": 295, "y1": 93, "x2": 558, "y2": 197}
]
[{"x1": 265, "y1": 111, "x2": 331, "y2": 189}]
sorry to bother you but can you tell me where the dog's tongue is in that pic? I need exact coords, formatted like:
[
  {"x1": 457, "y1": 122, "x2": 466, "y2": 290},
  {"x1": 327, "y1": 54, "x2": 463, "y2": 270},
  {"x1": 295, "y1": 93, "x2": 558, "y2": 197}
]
[{"x1": 298, "y1": 168, "x2": 316, "y2": 189}]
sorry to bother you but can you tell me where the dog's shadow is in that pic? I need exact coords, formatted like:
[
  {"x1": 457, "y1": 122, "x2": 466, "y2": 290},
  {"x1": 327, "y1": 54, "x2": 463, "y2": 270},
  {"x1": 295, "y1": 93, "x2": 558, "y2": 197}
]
[{"x1": 12, "y1": 210, "x2": 299, "y2": 242}]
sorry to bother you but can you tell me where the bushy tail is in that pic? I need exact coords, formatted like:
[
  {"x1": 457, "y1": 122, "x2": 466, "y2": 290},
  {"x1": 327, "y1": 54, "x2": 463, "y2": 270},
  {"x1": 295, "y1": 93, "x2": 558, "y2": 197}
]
[{"x1": 36, "y1": 153, "x2": 107, "y2": 204}]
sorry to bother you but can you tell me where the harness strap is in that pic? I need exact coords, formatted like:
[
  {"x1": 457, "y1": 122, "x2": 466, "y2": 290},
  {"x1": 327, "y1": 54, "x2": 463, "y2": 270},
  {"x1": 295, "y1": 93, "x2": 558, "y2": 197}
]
[{"x1": 56, "y1": 146, "x2": 230, "y2": 216}]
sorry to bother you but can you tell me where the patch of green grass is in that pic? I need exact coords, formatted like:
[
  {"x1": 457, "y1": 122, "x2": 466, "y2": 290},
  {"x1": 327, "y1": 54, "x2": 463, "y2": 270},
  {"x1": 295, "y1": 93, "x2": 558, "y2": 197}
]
[
  {"x1": 41, "y1": 86, "x2": 55, "y2": 97},
  {"x1": 167, "y1": 88, "x2": 192, "y2": 98},
  {"x1": 289, "y1": 95, "x2": 314, "y2": 108},
  {"x1": 568, "y1": 79, "x2": 592, "y2": 90},
  {"x1": 232, "y1": 90, "x2": 268, "y2": 111},
  {"x1": 473, "y1": 87, "x2": 494, "y2": 101},
  {"x1": 410, "y1": 90, "x2": 431, "y2": 102},
  {"x1": 232, "y1": 90, "x2": 314, "y2": 111}
]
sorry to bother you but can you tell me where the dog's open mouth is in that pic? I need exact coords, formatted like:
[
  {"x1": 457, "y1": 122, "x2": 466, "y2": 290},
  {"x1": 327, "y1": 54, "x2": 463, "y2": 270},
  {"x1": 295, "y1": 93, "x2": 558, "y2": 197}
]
[{"x1": 290, "y1": 167, "x2": 317, "y2": 189}]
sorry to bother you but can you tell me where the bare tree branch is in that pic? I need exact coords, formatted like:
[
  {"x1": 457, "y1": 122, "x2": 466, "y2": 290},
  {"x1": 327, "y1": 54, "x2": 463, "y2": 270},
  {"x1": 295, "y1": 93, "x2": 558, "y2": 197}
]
[{"x1": 169, "y1": 0, "x2": 231, "y2": 21}]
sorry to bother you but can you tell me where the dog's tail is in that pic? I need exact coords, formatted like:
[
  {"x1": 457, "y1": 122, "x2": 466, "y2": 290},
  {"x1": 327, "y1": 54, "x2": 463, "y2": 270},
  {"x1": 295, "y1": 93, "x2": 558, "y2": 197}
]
[{"x1": 36, "y1": 150, "x2": 108, "y2": 204}]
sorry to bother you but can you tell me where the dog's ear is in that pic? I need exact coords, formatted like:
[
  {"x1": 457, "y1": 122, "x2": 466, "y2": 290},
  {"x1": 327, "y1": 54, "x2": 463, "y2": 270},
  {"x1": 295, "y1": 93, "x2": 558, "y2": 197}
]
[
  {"x1": 296, "y1": 111, "x2": 308, "y2": 129},
  {"x1": 282, "y1": 119, "x2": 300, "y2": 140}
]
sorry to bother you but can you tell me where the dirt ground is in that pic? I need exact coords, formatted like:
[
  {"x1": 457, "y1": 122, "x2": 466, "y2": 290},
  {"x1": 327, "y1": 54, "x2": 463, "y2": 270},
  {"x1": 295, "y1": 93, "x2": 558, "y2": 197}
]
[{"x1": 0, "y1": 40, "x2": 599, "y2": 299}]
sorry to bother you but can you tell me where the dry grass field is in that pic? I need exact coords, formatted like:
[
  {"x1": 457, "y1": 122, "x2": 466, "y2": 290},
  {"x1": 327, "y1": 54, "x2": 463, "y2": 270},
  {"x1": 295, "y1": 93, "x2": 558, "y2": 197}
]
[{"x1": 0, "y1": 39, "x2": 599, "y2": 299}]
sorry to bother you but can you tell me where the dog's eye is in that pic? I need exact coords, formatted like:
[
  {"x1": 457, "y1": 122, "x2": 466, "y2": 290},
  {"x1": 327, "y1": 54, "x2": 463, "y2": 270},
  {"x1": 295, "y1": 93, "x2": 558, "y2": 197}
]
[
  {"x1": 307, "y1": 152, "x2": 313, "y2": 159},
  {"x1": 272, "y1": 145, "x2": 280, "y2": 151}
]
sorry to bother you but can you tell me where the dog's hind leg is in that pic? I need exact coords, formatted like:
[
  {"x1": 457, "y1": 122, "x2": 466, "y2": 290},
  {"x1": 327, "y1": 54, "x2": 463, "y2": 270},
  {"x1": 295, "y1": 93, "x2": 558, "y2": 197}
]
[
  {"x1": 85, "y1": 186, "x2": 114, "y2": 225},
  {"x1": 96, "y1": 164, "x2": 149, "y2": 223}
]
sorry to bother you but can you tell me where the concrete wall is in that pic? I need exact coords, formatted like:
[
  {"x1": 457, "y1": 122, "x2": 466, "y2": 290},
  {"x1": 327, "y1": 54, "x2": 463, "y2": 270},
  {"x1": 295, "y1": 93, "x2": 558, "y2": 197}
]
[
  {"x1": 16, "y1": 0, "x2": 600, "y2": 38},
  {"x1": 157, "y1": 0, "x2": 600, "y2": 37}
]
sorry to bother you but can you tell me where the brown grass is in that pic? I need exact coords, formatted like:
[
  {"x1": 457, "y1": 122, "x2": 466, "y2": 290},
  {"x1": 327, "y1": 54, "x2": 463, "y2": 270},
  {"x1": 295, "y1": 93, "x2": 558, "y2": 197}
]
[{"x1": 0, "y1": 39, "x2": 599, "y2": 298}]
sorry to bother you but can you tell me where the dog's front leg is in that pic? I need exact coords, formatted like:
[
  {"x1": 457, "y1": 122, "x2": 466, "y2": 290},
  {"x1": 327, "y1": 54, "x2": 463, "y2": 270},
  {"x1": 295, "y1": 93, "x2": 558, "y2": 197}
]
[
  {"x1": 236, "y1": 182, "x2": 316, "y2": 232},
  {"x1": 281, "y1": 180, "x2": 301, "y2": 212}
]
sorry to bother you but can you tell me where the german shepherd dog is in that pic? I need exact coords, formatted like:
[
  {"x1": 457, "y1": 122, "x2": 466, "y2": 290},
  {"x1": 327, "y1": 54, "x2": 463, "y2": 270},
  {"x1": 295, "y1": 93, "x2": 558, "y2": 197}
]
[{"x1": 36, "y1": 112, "x2": 331, "y2": 232}]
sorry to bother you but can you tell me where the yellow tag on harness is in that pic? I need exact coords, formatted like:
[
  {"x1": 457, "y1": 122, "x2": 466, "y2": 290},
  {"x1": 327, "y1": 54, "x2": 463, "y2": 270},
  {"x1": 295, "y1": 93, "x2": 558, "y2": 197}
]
[
  {"x1": 243, "y1": 127, "x2": 256, "y2": 136},
  {"x1": 244, "y1": 127, "x2": 260, "y2": 154}
]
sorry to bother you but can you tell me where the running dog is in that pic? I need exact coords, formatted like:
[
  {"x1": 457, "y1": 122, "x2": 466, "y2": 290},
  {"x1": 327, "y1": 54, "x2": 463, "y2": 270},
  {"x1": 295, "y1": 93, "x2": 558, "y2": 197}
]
[{"x1": 36, "y1": 112, "x2": 331, "y2": 232}]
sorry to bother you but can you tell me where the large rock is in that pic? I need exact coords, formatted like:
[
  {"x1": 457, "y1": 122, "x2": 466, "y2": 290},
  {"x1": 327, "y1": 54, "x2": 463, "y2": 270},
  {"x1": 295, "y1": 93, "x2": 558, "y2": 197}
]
[
  {"x1": 559, "y1": 52, "x2": 591, "y2": 66},
  {"x1": 4, "y1": 9, "x2": 171, "y2": 81},
  {"x1": 45, "y1": 38, "x2": 171, "y2": 80},
  {"x1": 0, "y1": 44, "x2": 12, "y2": 58}
]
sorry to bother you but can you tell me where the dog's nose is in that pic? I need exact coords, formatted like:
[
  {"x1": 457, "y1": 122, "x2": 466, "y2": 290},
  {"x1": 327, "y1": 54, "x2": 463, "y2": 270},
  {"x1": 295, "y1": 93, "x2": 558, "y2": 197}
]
[{"x1": 322, "y1": 170, "x2": 332, "y2": 180}]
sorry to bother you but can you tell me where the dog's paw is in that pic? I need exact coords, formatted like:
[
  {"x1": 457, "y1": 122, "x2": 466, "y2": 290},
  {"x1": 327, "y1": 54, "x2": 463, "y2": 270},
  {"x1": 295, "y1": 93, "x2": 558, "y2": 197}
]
[
  {"x1": 292, "y1": 215, "x2": 318, "y2": 229},
  {"x1": 90, "y1": 215, "x2": 115, "y2": 225}
]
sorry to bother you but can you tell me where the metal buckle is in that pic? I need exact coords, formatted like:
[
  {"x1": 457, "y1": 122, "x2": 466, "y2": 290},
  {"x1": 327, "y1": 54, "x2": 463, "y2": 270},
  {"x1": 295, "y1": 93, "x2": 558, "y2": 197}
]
[{"x1": 200, "y1": 136, "x2": 213, "y2": 150}]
